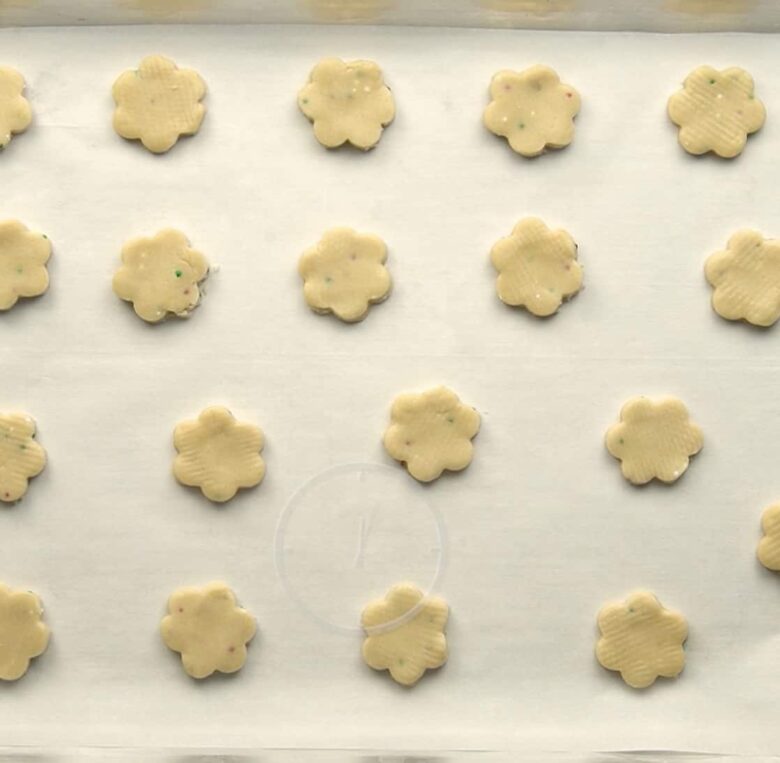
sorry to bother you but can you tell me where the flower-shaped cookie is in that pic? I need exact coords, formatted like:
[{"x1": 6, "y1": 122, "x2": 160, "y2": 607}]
[
  {"x1": 0, "y1": 67, "x2": 31, "y2": 150},
  {"x1": 0, "y1": 582, "x2": 50, "y2": 681},
  {"x1": 490, "y1": 217, "x2": 582, "y2": 317},
  {"x1": 483, "y1": 65, "x2": 580, "y2": 157},
  {"x1": 667, "y1": 66, "x2": 765, "y2": 158},
  {"x1": 0, "y1": 220, "x2": 51, "y2": 311},
  {"x1": 704, "y1": 229, "x2": 780, "y2": 327},
  {"x1": 0, "y1": 413, "x2": 46, "y2": 503},
  {"x1": 112, "y1": 54, "x2": 206, "y2": 154},
  {"x1": 161, "y1": 581, "x2": 256, "y2": 679},
  {"x1": 299, "y1": 227, "x2": 391, "y2": 322},
  {"x1": 173, "y1": 406, "x2": 265, "y2": 503},
  {"x1": 758, "y1": 503, "x2": 780, "y2": 572},
  {"x1": 362, "y1": 582, "x2": 448, "y2": 687},
  {"x1": 605, "y1": 396, "x2": 703, "y2": 485},
  {"x1": 112, "y1": 228, "x2": 209, "y2": 323},
  {"x1": 383, "y1": 386, "x2": 480, "y2": 483},
  {"x1": 298, "y1": 58, "x2": 395, "y2": 150},
  {"x1": 596, "y1": 591, "x2": 687, "y2": 689}
]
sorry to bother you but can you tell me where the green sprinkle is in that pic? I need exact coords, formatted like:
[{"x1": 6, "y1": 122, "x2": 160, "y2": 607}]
[
  {"x1": 42, "y1": 234, "x2": 48, "y2": 240},
  {"x1": 517, "y1": 122, "x2": 525, "y2": 130},
  {"x1": 15, "y1": 266, "x2": 23, "y2": 274},
  {"x1": 175, "y1": 269, "x2": 182, "y2": 278},
  {"x1": 749, "y1": 94, "x2": 755, "y2": 99},
  {"x1": 709, "y1": 78, "x2": 716, "y2": 85},
  {"x1": 447, "y1": 417, "x2": 454, "y2": 423},
  {"x1": 19, "y1": 444, "x2": 26, "y2": 450},
  {"x1": 398, "y1": 658, "x2": 405, "y2": 666},
  {"x1": 619, "y1": 438, "x2": 624, "y2": 445},
  {"x1": 302, "y1": 98, "x2": 309, "y2": 104},
  {"x1": 325, "y1": 276, "x2": 333, "y2": 284}
]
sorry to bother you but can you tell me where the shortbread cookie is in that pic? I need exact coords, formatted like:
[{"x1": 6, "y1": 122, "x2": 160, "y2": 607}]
[
  {"x1": 383, "y1": 386, "x2": 480, "y2": 483},
  {"x1": 704, "y1": 229, "x2": 780, "y2": 327},
  {"x1": 483, "y1": 65, "x2": 580, "y2": 157},
  {"x1": 173, "y1": 406, "x2": 265, "y2": 503},
  {"x1": 112, "y1": 228, "x2": 209, "y2": 323},
  {"x1": 758, "y1": 503, "x2": 780, "y2": 571},
  {"x1": 298, "y1": 58, "x2": 395, "y2": 150},
  {"x1": 362, "y1": 582, "x2": 448, "y2": 687},
  {"x1": 667, "y1": 66, "x2": 765, "y2": 158},
  {"x1": 0, "y1": 220, "x2": 51, "y2": 311},
  {"x1": 490, "y1": 217, "x2": 582, "y2": 316},
  {"x1": 0, "y1": 67, "x2": 31, "y2": 150},
  {"x1": 596, "y1": 591, "x2": 687, "y2": 689},
  {"x1": 112, "y1": 55, "x2": 206, "y2": 154},
  {"x1": 299, "y1": 227, "x2": 391, "y2": 322},
  {"x1": 0, "y1": 583, "x2": 50, "y2": 681},
  {"x1": 0, "y1": 413, "x2": 46, "y2": 503},
  {"x1": 605, "y1": 396, "x2": 703, "y2": 485},
  {"x1": 161, "y1": 581, "x2": 256, "y2": 679}
]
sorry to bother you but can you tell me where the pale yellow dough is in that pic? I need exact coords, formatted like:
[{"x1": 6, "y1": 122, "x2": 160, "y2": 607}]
[
  {"x1": 0, "y1": 220, "x2": 51, "y2": 311},
  {"x1": 160, "y1": 581, "x2": 256, "y2": 679},
  {"x1": 704, "y1": 229, "x2": 780, "y2": 327},
  {"x1": 605, "y1": 396, "x2": 703, "y2": 485},
  {"x1": 0, "y1": 413, "x2": 46, "y2": 503},
  {"x1": 298, "y1": 57, "x2": 395, "y2": 150},
  {"x1": 490, "y1": 217, "x2": 582, "y2": 316},
  {"x1": 0, "y1": 67, "x2": 31, "y2": 149},
  {"x1": 596, "y1": 591, "x2": 687, "y2": 689},
  {"x1": 667, "y1": 65, "x2": 765, "y2": 158},
  {"x1": 173, "y1": 406, "x2": 265, "y2": 503},
  {"x1": 112, "y1": 54, "x2": 206, "y2": 154},
  {"x1": 299, "y1": 227, "x2": 391, "y2": 322},
  {"x1": 758, "y1": 503, "x2": 780, "y2": 571},
  {"x1": 361, "y1": 582, "x2": 448, "y2": 687},
  {"x1": 0, "y1": 583, "x2": 49, "y2": 681},
  {"x1": 383, "y1": 386, "x2": 480, "y2": 483},
  {"x1": 483, "y1": 65, "x2": 580, "y2": 157},
  {"x1": 112, "y1": 228, "x2": 209, "y2": 323}
]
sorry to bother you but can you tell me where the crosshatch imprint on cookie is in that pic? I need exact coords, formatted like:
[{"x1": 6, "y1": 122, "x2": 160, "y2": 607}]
[
  {"x1": 667, "y1": 65, "x2": 765, "y2": 158},
  {"x1": 173, "y1": 406, "x2": 265, "y2": 503},
  {"x1": 596, "y1": 590, "x2": 688, "y2": 689},
  {"x1": 483, "y1": 65, "x2": 580, "y2": 157},
  {"x1": 490, "y1": 216, "x2": 582, "y2": 317},
  {"x1": 112, "y1": 54, "x2": 206, "y2": 154},
  {"x1": 605, "y1": 396, "x2": 703, "y2": 485}
]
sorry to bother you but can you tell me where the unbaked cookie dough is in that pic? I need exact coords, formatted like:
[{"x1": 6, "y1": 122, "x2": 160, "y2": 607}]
[
  {"x1": 490, "y1": 217, "x2": 582, "y2": 316},
  {"x1": 112, "y1": 54, "x2": 206, "y2": 154},
  {"x1": 704, "y1": 229, "x2": 780, "y2": 327},
  {"x1": 0, "y1": 582, "x2": 49, "y2": 681},
  {"x1": 758, "y1": 503, "x2": 780, "y2": 571},
  {"x1": 160, "y1": 581, "x2": 256, "y2": 679},
  {"x1": 361, "y1": 582, "x2": 448, "y2": 687},
  {"x1": 667, "y1": 65, "x2": 765, "y2": 158},
  {"x1": 299, "y1": 227, "x2": 391, "y2": 322},
  {"x1": 0, "y1": 413, "x2": 46, "y2": 503},
  {"x1": 483, "y1": 65, "x2": 580, "y2": 157},
  {"x1": 112, "y1": 228, "x2": 209, "y2": 323},
  {"x1": 383, "y1": 386, "x2": 480, "y2": 483},
  {"x1": 0, "y1": 220, "x2": 51, "y2": 311},
  {"x1": 0, "y1": 67, "x2": 31, "y2": 150},
  {"x1": 298, "y1": 58, "x2": 395, "y2": 150},
  {"x1": 605, "y1": 396, "x2": 703, "y2": 485},
  {"x1": 173, "y1": 406, "x2": 265, "y2": 503},
  {"x1": 596, "y1": 590, "x2": 687, "y2": 689}
]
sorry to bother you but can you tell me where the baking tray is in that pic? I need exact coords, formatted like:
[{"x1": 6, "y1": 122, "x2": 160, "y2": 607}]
[{"x1": 1, "y1": 3, "x2": 780, "y2": 760}]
